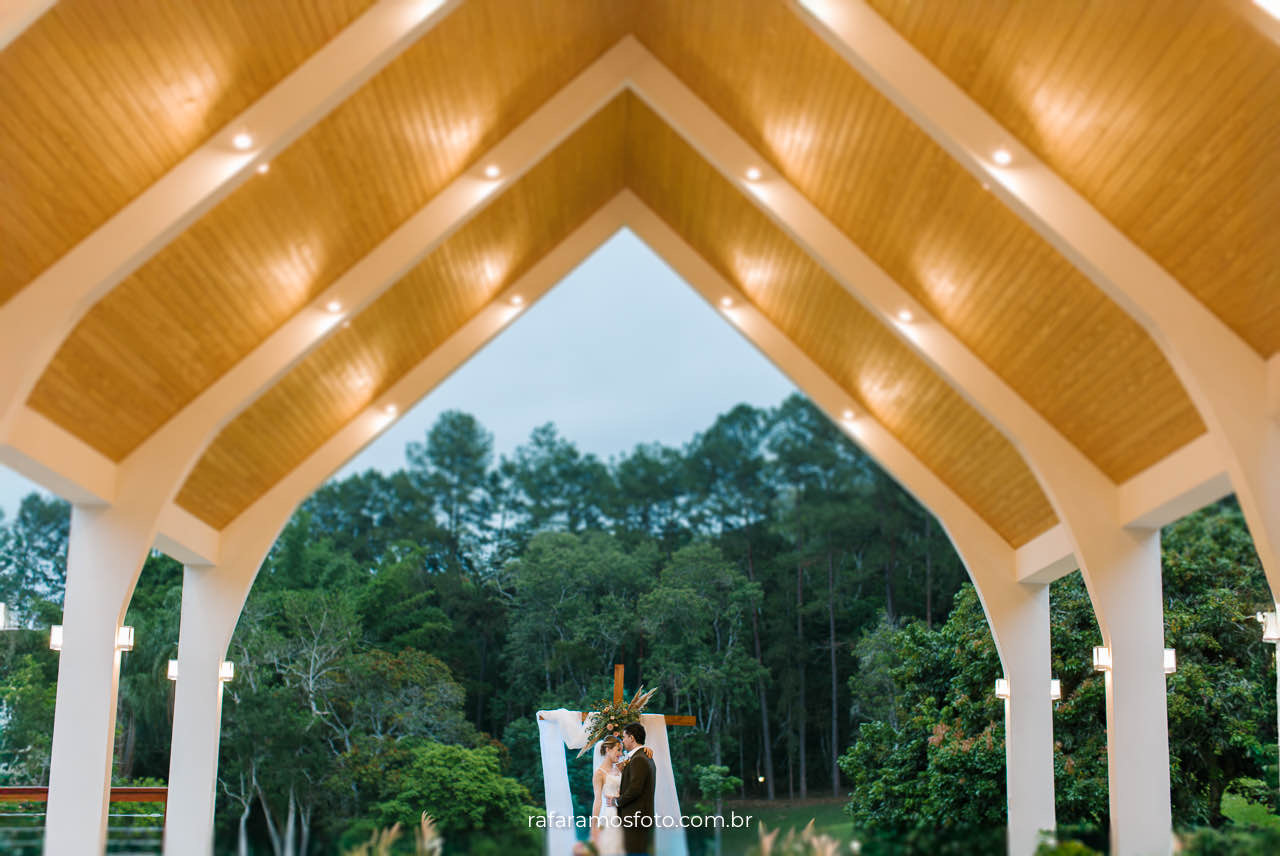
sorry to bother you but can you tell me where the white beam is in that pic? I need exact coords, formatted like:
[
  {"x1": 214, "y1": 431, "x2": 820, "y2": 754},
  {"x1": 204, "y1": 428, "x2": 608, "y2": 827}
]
[
  {"x1": 0, "y1": 0, "x2": 462, "y2": 436},
  {"x1": 1269, "y1": 353, "x2": 1280, "y2": 425},
  {"x1": 155, "y1": 505, "x2": 220, "y2": 568},
  {"x1": 1015, "y1": 525, "x2": 1077, "y2": 585},
  {"x1": 1118, "y1": 434, "x2": 1233, "y2": 531},
  {"x1": 0, "y1": 0, "x2": 54, "y2": 50},
  {"x1": 793, "y1": 0, "x2": 1280, "y2": 595},
  {"x1": 0, "y1": 407, "x2": 114, "y2": 505}
]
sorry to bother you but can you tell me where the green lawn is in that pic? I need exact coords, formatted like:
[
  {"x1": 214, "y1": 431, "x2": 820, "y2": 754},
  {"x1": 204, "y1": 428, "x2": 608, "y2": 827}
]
[{"x1": 716, "y1": 798, "x2": 855, "y2": 854}]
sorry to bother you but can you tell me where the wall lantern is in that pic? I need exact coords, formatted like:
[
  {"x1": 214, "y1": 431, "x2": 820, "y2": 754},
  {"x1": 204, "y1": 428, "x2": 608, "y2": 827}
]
[
  {"x1": 1257, "y1": 611, "x2": 1280, "y2": 643},
  {"x1": 116, "y1": 626, "x2": 135, "y2": 652},
  {"x1": 1163, "y1": 648, "x2": 1177, "y2": 675},
  {"x1": 167, "y1": 659, "x2": 235, "y2": 683},
  {"x1": 1050, "y1": 679, "x2": 1061, "y2": 701},
  {"x1": 994, "y1": 678, "x2": 1010, "y2": 699},
  {"x1": 49, "y1": 624, "x2": 63, "y2": 652},
  {"x1": 1092, "y1": 646, "x2": 1111, "y2": 671}
]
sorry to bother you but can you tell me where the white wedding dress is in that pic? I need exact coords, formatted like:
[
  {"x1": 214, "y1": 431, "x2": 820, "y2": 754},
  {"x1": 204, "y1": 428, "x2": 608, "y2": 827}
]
[{"x1": 595, "y1": 767, "x2": 626, "y2": 856}]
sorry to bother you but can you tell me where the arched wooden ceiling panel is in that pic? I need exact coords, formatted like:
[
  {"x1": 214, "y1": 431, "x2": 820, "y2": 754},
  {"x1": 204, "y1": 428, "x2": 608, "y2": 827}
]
[
  {"x1": 0, "y1": 0, "x2": 376, "y2": 304},
  {"x1": 866, "y1": 0, "x2": 1280, "y2": 357},
  {"x1": 28, "y1": 0, "x2": 630, "y2": 462},
  {"x1": 175, "y1": 96, "x2": 629, "y2": 529},
  {"x1": 624, "y1": 93, "x2": 1057, "y2": 547},
  {"x1": 633, "y1": 0, "x2": 1207, "y2": 483}
]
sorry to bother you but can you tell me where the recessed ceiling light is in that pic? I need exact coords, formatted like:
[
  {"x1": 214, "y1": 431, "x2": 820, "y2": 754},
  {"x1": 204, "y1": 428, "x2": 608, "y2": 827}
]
[
  {"x1": 745, "y1": 166, "x2": 762, "y2": 181},
  {"x1": 384, "y1": 404, "x2": 398, "y2": 416},
  {"x1": 897, "y1": 308, "x2": 913, "y2": 322},
  {"x1": 510, "y1": 295, "x2": 524, "y2": 306},
  {"x1": 720, "y1": 296, "x2": 733, "y2": 308},
  {"x1": 483, "y1": 164, "x2": 501, "y2": 179},
  {"x1": 842, "y1": 409, "x2": 855, "y2": 421},
  {"x1": 232, "y1": 132, "x2": 254, "y2": 151},
  {"x1": 992, "y1": 148, "x2": 1012, "y2": 166},
  {"x1": 256, "y1": 162, "x2": 270, "y2": 175},
  {"x1": 1255, "y1": 0, "x2": 1280, "y2": 21},
  {"x1": 325, "y1": 300, "x2": 342, "y2": 313}
]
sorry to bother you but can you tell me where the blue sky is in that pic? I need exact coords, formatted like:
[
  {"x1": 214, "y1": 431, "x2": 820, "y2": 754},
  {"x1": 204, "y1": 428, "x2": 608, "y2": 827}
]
[{"x1": 0, "y1": 229, "x2": 797, "y2": 521}]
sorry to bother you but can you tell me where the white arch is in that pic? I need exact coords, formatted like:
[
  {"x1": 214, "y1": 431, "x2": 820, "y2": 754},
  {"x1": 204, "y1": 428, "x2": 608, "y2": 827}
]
[{"x1": 162, "y1": 192, "x2": 1056, "y2": 854}]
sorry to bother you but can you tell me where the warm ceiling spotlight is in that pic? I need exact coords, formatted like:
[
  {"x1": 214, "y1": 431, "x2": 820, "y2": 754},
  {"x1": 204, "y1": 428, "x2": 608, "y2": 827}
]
[
  {"x1": 745, "y1": 166, "x2": 762, "y2": 181},
  {"x1": 256, "y1": 162, "x2": 270, "y2": 175},
  {"x1": 510, "y1": 295, "x2": 524, "y2": 307},
  {"x1": 232, "y1": 132, "x2": 254, "y2": 151},
  {"x1": 842, "y1": 409, "x2": 855, "y2": 421},
  {"x1": 720, "y1": 296, "x2": 733, "y2": 308},
  {"x1": 483, "y1": 164, "x2": 501, "y2": 179},
  {"x1": 325, "y1": 300, "x2": 342, "y2": 313},
  {"x1": 897, "y1": 308, "x2": 914, "y2": 323},
  {"x1": 992, "y1": 148, "x2": 1013, "y2": 166},
  {"x1": 1255, "y1": 0, "x2": 1280, "y2": 21},
  {"x1": 384, "y1": 403, "x2": 398, "y2": 416}
]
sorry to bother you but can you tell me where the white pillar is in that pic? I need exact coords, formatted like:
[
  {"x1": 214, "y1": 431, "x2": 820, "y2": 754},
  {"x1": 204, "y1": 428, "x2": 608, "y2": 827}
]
[
  {"x1": 44, "y1": 504, "x2": 155, "y2": 856},
  {"x1": 993, "y1": 583, "x2": 1056, "y2": 855},
  {"x1": 1090, "y1": 530, "x2": 1171, "y2": 856},
  {"x1": 163, "y1": 559, "x2": 258, "y2": 856}
]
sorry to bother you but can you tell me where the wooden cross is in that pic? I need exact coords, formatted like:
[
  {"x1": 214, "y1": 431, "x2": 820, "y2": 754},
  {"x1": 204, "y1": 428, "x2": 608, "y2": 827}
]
[{"x1": 539, "y1": 664, "x2": 696, "y2": 727}]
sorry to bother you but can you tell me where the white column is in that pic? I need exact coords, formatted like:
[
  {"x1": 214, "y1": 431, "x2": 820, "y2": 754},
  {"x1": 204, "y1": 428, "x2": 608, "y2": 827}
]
[
  {"x1": 163, "y1": 559, "x2": 258, "y2": 856},
  {"x1": 44, "y1": 504, "x2": 155, "y2": 856},
  {"x1": 1090, "y1": 530, "x2": 1171, "y2": 856},
  {"x1": 991, "y1": 583, "x2": 1056, "y2": 856}
]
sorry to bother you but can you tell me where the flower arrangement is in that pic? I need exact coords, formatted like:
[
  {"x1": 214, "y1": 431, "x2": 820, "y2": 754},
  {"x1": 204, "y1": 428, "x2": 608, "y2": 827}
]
[{"x1": 577, "y1": 685, "x2": 659, "y2": 757}]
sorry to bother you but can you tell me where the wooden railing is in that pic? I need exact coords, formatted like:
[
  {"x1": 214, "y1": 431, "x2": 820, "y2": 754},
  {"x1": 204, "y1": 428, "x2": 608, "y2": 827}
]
[
  {"x1": 0, "y1": 785, "x2": 167, "y2": 811},
  {"x1": 0, "y1": 787, "x2": 167, "y2": 853}
]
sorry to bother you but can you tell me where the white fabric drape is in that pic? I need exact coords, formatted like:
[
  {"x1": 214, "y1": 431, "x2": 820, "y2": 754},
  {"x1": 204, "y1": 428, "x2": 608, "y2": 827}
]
[
  {"x1": 640, "y1": 713, "x2": 689, "y2": 856},
  {"x1": 537, "y1": 710, "x2": 584, "y2": 855},
  {"x1": 536, "y1": 709, "x2": 689, "y2": 855}
]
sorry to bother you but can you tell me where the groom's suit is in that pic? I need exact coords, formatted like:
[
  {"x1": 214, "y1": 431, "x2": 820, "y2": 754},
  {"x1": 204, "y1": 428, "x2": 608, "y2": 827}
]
[{"x1": 615, "y1": 746, "x2": 656, "y2": 854}]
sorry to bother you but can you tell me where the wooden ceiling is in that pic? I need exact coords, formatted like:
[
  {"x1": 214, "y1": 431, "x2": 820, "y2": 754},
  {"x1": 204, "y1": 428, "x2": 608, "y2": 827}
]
[
  {"x1": 625, "y1": 94, "x2": 1057, "y2": 546},
  {"x1": 632, "y1": 0, "x2": 1208, "y2": 483},
  {"x1": 0, "y1": 0, "x2": 377, "y2": 304},
  {"x1": 3, "y1": 0, "x2": 1274, "y2": 547},
  {"x1": 866, "y1": 0, "x2": 1280, "y2": 358}
]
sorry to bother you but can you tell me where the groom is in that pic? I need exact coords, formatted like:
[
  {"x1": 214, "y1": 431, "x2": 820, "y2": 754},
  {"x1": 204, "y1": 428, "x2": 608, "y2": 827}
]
[{"x1": 613, "y1": 722, "x2": 656, "y2": 855}]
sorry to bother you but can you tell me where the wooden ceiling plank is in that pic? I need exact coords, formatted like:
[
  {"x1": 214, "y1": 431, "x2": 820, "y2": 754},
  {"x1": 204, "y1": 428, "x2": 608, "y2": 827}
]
[
  {"x1": 0, "y1": 0, "x2": 463, "y2": 437},
  {"x1": 794, "y1": 0, "x2": 1280, "y2": 597}
]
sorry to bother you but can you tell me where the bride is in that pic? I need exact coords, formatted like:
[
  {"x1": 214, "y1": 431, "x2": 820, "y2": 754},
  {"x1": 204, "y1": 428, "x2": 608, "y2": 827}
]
[{"x1": 590, "y1": 736, "x2": 626, "y2": 855}]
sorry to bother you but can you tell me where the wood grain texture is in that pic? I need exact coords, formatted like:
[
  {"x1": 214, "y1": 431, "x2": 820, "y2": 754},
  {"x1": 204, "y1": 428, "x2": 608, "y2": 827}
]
[
  {"x1": 625, "y1": 95, "x2": 1057, "y2": 547},
  {"x1": 175, "y1": 97, "x2": 628, "y2": 529},
  {"x1": 867, "y1": 0, "x2": 1280, "y2": 357},
  {"x1": 0, "y1": 0, "x2": 375, "y2": 304},
  {"x1": 29, "y1": 0, "x2": 630, "y2": 462},
  {"x1": 633, "y1": 0, "x2": 1207, "y2": 483}
]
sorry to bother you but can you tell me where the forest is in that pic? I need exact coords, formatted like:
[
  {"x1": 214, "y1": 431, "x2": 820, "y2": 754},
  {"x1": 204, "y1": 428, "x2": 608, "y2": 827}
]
[{"x1": 1, "y1": 394, "x2": 1277, "y2": 855}]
